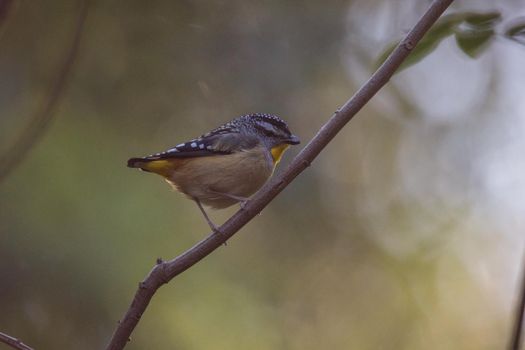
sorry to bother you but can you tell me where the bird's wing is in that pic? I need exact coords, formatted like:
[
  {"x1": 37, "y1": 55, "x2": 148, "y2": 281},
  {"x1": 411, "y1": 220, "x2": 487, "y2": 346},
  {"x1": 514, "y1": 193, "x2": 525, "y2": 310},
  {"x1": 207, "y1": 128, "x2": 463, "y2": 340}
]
[{"x1": 141, "y1": 130, "x2": 259, "y2": 160}]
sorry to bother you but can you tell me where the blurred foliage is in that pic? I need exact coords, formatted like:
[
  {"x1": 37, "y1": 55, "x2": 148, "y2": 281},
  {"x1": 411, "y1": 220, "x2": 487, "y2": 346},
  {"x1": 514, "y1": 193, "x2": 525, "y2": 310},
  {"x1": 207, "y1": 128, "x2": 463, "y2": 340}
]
[
  {"x1": 376, "y1": 13, "x2": 464, "y2": 71},
  {"x1": 376, "y1": 10, "x2": 525, "y2": 70},
  {"x1": 1, "y1": 1, "x2": 525, "y2": 350},
  {"x1": 504, "y1": 17, "x2": 525, "y2": 44}
]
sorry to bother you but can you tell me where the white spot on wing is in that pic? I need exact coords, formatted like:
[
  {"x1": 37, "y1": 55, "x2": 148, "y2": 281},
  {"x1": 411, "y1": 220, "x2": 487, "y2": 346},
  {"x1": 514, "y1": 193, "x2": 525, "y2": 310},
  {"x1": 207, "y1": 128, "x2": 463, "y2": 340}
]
[{"x1": 191, "y1": 142, "x2": 197, "y2": 148}]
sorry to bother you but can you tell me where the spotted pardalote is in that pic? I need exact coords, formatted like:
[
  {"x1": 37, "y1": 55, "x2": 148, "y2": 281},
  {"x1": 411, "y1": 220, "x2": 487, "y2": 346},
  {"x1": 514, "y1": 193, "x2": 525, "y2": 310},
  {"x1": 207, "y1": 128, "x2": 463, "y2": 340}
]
[{"x1": 127, "y1": 113, "x2": 300, "y2": 231}]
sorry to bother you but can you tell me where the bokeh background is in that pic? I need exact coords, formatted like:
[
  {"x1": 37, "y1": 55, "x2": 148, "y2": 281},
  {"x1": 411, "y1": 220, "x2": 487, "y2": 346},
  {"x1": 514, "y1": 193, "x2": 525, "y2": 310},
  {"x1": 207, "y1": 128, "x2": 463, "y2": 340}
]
[{"x1": 1, "y1": 0, "x2": 525, "y2": 349}]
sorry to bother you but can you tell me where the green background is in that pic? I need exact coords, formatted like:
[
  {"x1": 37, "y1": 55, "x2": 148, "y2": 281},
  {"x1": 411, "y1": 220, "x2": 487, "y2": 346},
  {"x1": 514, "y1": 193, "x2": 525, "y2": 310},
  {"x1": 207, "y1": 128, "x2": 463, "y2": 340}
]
[{"x1": 1, "y1": 0, "x2": 524, "y2": 349}]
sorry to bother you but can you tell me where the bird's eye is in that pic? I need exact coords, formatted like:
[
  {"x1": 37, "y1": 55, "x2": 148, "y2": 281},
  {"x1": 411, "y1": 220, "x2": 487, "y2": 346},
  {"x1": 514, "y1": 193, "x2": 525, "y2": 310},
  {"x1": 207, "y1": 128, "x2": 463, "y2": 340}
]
[{"x1": 262, "y1": 129, "x2": 275, "y2": 137}]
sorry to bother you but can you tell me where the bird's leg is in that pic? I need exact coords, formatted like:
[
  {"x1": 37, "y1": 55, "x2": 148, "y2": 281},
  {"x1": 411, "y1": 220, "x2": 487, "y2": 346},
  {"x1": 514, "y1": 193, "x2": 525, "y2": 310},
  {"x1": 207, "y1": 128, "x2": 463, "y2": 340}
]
[
  {"x1": 194, "y1": 198, "x2": 221, "y2": 233},
  {"x1": 208, "y1": 190, "x2": 250, "y2": 209}
]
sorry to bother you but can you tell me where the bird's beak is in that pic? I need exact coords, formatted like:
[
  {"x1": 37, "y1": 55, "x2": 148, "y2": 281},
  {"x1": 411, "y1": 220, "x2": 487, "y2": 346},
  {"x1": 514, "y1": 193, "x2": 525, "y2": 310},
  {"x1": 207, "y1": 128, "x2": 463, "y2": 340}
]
[{"x1": 285, "y1": 134, "x2": 301, "y2": 145}]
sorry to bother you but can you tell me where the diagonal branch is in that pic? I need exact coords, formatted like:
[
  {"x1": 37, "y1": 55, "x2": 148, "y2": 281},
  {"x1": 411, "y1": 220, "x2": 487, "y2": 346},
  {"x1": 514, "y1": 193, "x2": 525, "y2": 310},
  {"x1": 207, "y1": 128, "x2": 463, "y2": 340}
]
[
  {"x1": 105, "y1": 0, "x2": 455, "y2": 349},
  {"x1": 0, "y1": 331, "x2": 34, "y2": 350},
  {"x1": 509, "y1": 248, "x2": 525, "y2": 350},
  {"x1": 0, "y1": 0, "x2": 88, "y2": 183}
]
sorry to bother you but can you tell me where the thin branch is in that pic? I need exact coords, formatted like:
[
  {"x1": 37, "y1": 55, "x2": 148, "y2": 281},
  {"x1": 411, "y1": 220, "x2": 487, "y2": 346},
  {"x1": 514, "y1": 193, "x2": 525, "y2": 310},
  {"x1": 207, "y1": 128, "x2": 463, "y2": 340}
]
[
  {"x1": 105, "y1": 1, "x2": 455, "y2": 349},
  {"x1": 0, "y1": 331, "x2": 34, "y2": 350},
  {"x1": 0, "y1": 0, "x2": 15, "y2": 38},
  {"x1": 509, "y1": 248, "x2": 525, "y2": 350},
  {"x1": 0, "y1": 0, "x2": 88, "y2": 183}
]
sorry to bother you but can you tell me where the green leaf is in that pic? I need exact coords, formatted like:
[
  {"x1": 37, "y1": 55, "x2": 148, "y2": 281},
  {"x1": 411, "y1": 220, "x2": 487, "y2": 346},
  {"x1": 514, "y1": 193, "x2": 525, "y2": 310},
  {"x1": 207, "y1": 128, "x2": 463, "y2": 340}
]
[
  {"x1": 463, "y1": 11, "x2": 502, "y2": 28},
  {"x1": 454, "y1": 27, "x2": 495, "y2": 58},
  {"x1": 504, "y1": 19, "x2": 525, "y2": 45},
  {"x1": 375, "y1": 14, "x2": 462, "y2": 71},
  {"x1": 374, "y1": 11, "x2": 502, "y2": 72}
]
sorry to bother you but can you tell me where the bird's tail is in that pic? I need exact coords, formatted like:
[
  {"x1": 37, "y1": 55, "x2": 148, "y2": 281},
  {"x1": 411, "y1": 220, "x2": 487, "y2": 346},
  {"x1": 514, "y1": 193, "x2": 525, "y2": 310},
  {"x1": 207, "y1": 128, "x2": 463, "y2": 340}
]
[
  {"x1": 127, "y1": 157, "x2": 175, "y2": 177},
  {"x1": 127, "y1": 157, "x2": 149, "y2": 169}
]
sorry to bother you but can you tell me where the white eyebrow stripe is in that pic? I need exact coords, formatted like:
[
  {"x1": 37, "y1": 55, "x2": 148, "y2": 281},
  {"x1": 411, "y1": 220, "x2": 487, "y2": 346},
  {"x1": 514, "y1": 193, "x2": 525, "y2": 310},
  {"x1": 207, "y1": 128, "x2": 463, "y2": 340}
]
[{"x1": 258, "y1": 121, "x2": 276, "y2": 132}]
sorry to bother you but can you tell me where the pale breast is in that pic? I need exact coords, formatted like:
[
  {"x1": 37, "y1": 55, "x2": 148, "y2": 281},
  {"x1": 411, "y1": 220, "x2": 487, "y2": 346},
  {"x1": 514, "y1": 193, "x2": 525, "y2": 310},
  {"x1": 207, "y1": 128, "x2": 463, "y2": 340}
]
[{"x1": 167, "y1": 145, "x2": 274, "y2": 209}]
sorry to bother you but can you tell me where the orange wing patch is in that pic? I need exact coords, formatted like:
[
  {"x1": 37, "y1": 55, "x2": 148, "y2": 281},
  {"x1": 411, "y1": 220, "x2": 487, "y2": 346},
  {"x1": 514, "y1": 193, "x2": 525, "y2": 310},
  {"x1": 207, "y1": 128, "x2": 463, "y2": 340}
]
[{"x1": 139, "y1": 159, "x2": 186, "y2": 178}]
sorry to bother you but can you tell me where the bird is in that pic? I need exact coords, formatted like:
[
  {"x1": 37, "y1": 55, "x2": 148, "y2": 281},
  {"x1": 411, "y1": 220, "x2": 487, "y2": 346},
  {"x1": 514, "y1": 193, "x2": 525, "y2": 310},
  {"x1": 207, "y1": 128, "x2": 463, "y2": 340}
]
[{"x1": 127, "y1": 113, "x2": 300, "y2": 231}]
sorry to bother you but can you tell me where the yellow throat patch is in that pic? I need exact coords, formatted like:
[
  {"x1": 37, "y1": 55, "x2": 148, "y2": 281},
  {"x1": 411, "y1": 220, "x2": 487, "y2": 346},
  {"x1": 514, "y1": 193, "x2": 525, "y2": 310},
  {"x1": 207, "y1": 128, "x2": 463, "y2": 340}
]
[{"x1": 270, "y1": 144, "x2": 290, "y2": 165}]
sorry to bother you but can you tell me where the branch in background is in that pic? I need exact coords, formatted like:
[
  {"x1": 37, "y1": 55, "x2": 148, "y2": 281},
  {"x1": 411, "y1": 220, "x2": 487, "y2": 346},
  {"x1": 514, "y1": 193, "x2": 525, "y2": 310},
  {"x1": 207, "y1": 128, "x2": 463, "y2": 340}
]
[
  {"x1": 509, "y1": 250, "x2": 525, "y2": 350},
  {"x1": 104, "y1": 1, "x2": 455, "y2": 349},
  {"x1": 0, "y1": 331, "x2": 34, "y2": 350},
  {"x1": 0, "y1": 0, "x2": 88, "y2": 183},
  {"x1": 0, "y1": 0, "x2": 15, "y2": 37}
]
